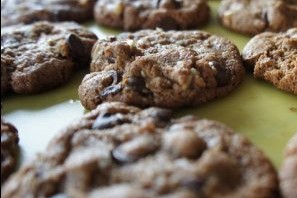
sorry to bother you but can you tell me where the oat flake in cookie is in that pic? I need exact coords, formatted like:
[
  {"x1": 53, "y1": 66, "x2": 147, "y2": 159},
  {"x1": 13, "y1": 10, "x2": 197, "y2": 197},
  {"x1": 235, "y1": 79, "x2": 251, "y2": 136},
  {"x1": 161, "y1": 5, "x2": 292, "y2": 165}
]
[
  {"x1": 280, "y1": 133, "x2": 297, "y2": 198},
  {"x1": 1, "y1": 118, "x2": 19, "y2": 184},
  {"x1": 242, "y1": 28, "x2": 297, "y2": 94},
  {"x1": 79, "y1": 29, "x2": 245, "y2": 110},
  {"x1": 218, "y1": 0, "x2": 297, "y2": 35},
  {"x1": 1, "y1": 21, "x2": 97, "y2": 95},
  {"x1": 1, "y1": 0, "x2": 96, "y2": 27},
  {"x1": 1, "y1": 102, "x2": 279, "y2": 197},
  {"x1": 94, "y1": 0, "x2": 210, "y2": 31}
]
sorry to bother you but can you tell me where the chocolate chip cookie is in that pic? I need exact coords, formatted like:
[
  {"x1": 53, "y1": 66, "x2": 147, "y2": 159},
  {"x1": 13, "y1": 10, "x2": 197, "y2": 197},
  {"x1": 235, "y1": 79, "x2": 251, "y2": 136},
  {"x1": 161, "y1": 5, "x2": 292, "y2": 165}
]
[
  {"x1": 280, "y1": 133, "x2": 297, "y2": 198},
  {"x1": 1, "y1": 0, "x2": 96, "y2": 27},
  {"x1": 1, "y1": 21, "x2": 97, "y2": 95},
  {"x1": 94, "y1": 0, "x2": 210, "y2": 31},
  {"x1": 242, "y1": 28, "x2": 297, "y2": 94},
  {"x1": 1, "y1": 102, "x2": 279, "y2": 197},
  {"x1": 1, "y1": 118, "x2": 19, "y2": 184},
  {"x1": 79, "y1": 29, "x2": 245, "y2": 110},
  {"x1": 218, "y1": 0, "x2": 297, "y2": 35}
]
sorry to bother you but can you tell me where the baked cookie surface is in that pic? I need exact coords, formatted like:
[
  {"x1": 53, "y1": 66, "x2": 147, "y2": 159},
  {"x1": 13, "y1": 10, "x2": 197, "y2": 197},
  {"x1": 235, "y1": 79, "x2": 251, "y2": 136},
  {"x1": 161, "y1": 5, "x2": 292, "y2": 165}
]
[
  {"x1": 79, "y1": 29, "x2": 245, "y2": 109},
  {"x1": 1, "y1": 21, "x2": 97, "y2": 95},
  {"x1": 280, "y1": 133, "x2": 297, "y2": 198},
  {"x1": 218, "y1": 0, "x2": 297, "y2": 35},
  {"x1": 1, "y1": 0, "x2": 96, "y2": 27},
  {"x1": 1, "y1": 118, "x2": 19, "y2": 184},
  {"x1": 1, "y1": 102, "x2": 279, "y2": 197},
  {"x1": 242, "y1": 28, "x2": 297, "y2": 94},
  {"x1": 94, "y1": 0, "x2": 210, "y2": 31}
]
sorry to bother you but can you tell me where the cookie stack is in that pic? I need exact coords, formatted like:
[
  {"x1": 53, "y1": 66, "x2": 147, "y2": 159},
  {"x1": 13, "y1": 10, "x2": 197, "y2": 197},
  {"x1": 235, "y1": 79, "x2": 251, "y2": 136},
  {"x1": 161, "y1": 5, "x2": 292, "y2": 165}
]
[{"x1": 1, "y1": 0, "x2": 296, "y2": 197}]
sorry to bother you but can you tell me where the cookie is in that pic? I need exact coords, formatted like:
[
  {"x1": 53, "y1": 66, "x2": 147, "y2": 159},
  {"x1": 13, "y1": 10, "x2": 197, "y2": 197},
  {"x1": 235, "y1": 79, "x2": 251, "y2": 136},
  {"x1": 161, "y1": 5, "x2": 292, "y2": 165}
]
[
  {"x1": 1, "y1": 21, "x2": 97, "y2": 95},
  {"x1": 280, "y1": 133, "x2": 297, "y2": 198},
  {"x1": 94, "y1": 0, "x2": 210, "y2": 31},
  {"x1": 218, "y1": 0, "x2": 297, "y2": 35},
  {"x1": 242, "y1": 28, "x2": 297, "y2": 94},
  {"x1": 78, "y1": 29, "x2": 245, "y2": 110},
  {"x1": 1, "y1": 0, "x2": 96, "y2": 27},
  {"x1": 1, "y1": 102, "x2": 279, "y2": 197},
  {"x1": 1, "y1": 118, "x2": 19, "y2": 184}
]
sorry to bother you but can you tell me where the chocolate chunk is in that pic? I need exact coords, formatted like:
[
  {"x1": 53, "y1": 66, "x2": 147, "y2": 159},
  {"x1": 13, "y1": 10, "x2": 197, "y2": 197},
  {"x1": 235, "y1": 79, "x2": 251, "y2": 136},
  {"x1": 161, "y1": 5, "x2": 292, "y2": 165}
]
[
  {"x1": 181, "y1": 178, "x2": 205, "y2": 192},
  {"x1": 107, "y1": 56, "x2": 116, "y2": 64},
  {"x1": 127, "y1": 76, "x2": 146, "y2": 93},
  {"x1": 160, "y1": 0, "x2": 183, "y2": 9},
  {"x1": 156, "y1": 17, "x2": 179, "y2": 30},
  {"x1": 100, "y1": 71, "x2": 122, "y2": 98},
  {"x1": 112, "y1": 136, "x2": 158, "y2": 164},
  {"x1": 100, "y1": 84, "x2": 122, "y2": 98},
  {"x1": 151, "y1": 108, "x2": 172, "y2": 122},
  {"x1": 92, "y1": 114, "x2": 130, "y2": 129},
  {"x1": 66, "y1": 34, "x2": 85, "y2": 58},
  {"x1": 210, "y1": 61, "x2": 230, "y2": 87}
]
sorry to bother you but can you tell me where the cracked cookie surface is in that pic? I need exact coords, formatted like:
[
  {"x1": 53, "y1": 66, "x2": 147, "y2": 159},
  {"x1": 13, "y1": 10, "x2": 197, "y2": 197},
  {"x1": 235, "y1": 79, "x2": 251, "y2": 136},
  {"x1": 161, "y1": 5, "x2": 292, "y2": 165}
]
[
  {"x1": 94, "y1": 0, "x2": 210, "y2": 31},
  {"x1": 1, "y1": 21, "x2": 97, "y2": 95},
  {"x1": 1, "y1": 118, "x2": 19, "y2": 184},
  {"x1": 242, "y1": 28, "x2": 297, "y2": 94},
  {"x1": 280, "y1": 133, "x2": 297, "y2": 198},
  {"x1": 1, "y1": 0, "x2": 96, "y2": 27},
  {"x1": 79, "y1": 29, "x2": 245, "y2": 109},
  {"x1": 1, "y1": 102, "x2": 279, "y2": 198},
  {"x1": 218, "y1": 0, "x2": 297, "y2": 35}
]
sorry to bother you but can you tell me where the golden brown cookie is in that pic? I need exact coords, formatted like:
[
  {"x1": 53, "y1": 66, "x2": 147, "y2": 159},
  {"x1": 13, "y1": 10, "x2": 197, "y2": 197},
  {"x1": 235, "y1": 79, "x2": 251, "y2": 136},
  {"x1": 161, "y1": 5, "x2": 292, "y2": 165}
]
[
  {"x1": 242, "y1": 28, "x2": 297, "y2": 94},
  {"x1": 1, "y1": 21, "x2": 97, "y2": 95},
  {"x1": 79, "y1": 29, "x2": 245, "y2": 109}
]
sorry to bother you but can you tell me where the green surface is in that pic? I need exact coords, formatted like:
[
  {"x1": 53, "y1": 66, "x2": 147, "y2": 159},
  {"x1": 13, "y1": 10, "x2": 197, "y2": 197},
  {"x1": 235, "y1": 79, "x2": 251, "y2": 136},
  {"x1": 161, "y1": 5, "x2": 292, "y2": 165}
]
[{"x1": 2, "y1": 1, "x2": 297, "y2": 168}]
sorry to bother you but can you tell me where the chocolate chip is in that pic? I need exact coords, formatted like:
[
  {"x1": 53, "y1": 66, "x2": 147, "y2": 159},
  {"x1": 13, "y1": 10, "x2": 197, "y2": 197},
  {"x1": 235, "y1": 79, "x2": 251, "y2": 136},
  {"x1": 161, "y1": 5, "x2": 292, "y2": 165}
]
[
  {"x1": 172, "y1": 0, "x2": 182, "y2": 9},
  {"x1": 210, "y1": 61, "x2": 231, "y2": 87},
  {"x1": 107, "y1": 56, "x2": 115, "y2": 64},
  {"x1": 127, "y1": 76, "x2": 146, "y2": 93},
  {"x1": 99, "y1": 71, "x2": 122, "y2": 98},
  {"x1": 181, "y1": 178, "x2": 205, "y2": 192},
  {"x1": 156, "y1": 0, "x2": 162, "y2": 8},
  {"x1": 112, "y1": 136, "x2": 158, "y2": 164},
  {"x1": 66, "y1": 34, "x2": 85, "y2": 58},
  {"x1": 160, "y1": 0, "x2": 182, "y2": 9},
  {"x1": 100, "y1": 84, "x2": 122, "y2": 98},
  {"x1": 109, "y1": 36, "x2": 117, "y2": 42},
  {"x1": 151, "y1": 108, "x2": 172, "y2": 122},
  {"x1": 92, "y1": 114, "x2": 130, "y2": 129},
  {"x1": 156, "y1": 17, "x2": 179, "y2": 30}
]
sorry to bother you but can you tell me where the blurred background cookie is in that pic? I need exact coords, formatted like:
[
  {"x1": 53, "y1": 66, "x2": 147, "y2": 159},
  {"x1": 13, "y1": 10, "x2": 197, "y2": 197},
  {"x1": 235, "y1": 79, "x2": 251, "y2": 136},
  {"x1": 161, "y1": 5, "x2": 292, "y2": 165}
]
[
  {"x1": 94, "y1": 0, "x2": 210, "y2": 31},
  {"x1": 1, "y1": 0, "x2": 97, "y2": 27},
  {"x1": 218, "y1": 0, "x2": 297, "y2": 35}
]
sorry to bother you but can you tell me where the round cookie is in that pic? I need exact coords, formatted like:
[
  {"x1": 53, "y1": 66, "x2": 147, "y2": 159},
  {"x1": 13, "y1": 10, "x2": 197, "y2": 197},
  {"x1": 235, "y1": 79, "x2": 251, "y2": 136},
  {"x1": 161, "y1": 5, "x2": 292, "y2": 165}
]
[
  {"x1": 79, "y1": 29, "x2": 245, "y2": 110},
  {"x1": 218, "y1": 0, "x2": 297, "y2": 35},
  {"x1": 1, "y1": 102, "x2": 279, "y2": 197},
  {"x1": 242, "y1": 28, "x2": 297, "y2": 94},
  {"x1": 1, "y1": 0, "x2": 96, "y2": 27},
  {"x1": 1, "y1": 21, "x2": 97, "y2": 95},
  {"x1": 94, "y1": 0, "x2": 210, "y2": 31},
  {"x1": 1, "y1": 118, "x2": 19, "y2": 184},
  {"x1": 280, "y1": 133, "x2": 297, "y2": 198}
]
